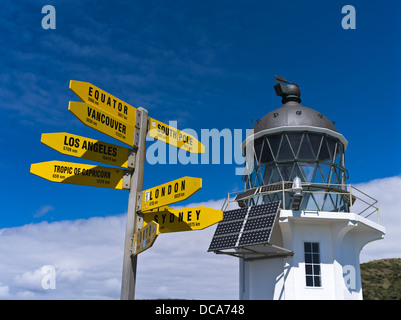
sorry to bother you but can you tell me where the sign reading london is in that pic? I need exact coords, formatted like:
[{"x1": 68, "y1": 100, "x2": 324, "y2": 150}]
[
  {"x1": 30, "y1": 160, "x2": 130, "y2": 190},
  {"x1": 143, "y1": 206, "x2": 223, "y2": 233},
  {"x1": 140, "y1": 176, "x2": 202, "y2": 212},
  {"x1": 41, "y1": 132, "x2": 133, "y2": 168}
]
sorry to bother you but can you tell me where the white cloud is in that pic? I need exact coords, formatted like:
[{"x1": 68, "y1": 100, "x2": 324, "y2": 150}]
[
  {"x1": 355, "y1": 176, "x2": 401, "y2": 263},
  {"x1": 0, "y1": 176, "x2": 399, "y2": 299},
  {"x1": 33, "y1": 205, "x2": 54, "y2": 218},
  {"x1": 0, "y1": 201, "x2": 238, "y2": 300}
]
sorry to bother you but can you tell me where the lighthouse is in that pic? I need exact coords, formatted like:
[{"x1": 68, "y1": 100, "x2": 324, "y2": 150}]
[{"x1": 209, "y1": 76, "x2": 385, "y2": 300}]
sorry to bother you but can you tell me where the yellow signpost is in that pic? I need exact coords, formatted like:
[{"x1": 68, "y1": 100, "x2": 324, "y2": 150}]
[
  {"x1": 68, "y1": 101, "x2": 137, "y2": 147},
  {"x1": 148, "y1": 117, "x2": 205, "y2": 154},
  {"x1": 41, "y1": 132, "x2": 134, "y2": 168},
  {"x1": 132, "y1": 221, "x2": 159, "y2": 256},
  {"x1": 140, "y1": 177, "x2": 202, "y2": 212},
  {"x1": 30, "y1": 160, "x2": 130, "y2": 190},
  {"x1": 143, "y1": 206, "x2": 223, "y2": 233},
  {"x1": 30, "y1": 80, "x2": 210, "y2": 300},
  {"x1": 70, "y1": 80, "x2": 137, "y2": 124}
]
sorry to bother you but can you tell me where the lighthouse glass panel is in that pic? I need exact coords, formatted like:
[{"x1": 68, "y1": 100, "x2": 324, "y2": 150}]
[{"x1": 244, "y1": 131, "x2": 349, "y2": 212}]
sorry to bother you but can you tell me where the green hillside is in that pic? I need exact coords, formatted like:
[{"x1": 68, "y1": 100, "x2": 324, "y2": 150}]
[{"x1": 361, "y1": 258, "x2": 401, "y2": 300}]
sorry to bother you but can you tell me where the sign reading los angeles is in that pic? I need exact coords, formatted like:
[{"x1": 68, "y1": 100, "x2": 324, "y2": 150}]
[
  {"x1": 140, "y1": 176, "x2": 202, "y2": 212},
  {"x1": 132, "y1": 221, "x2": 159, "y2": 256},
  {"x1": 142, "y1": 206, "x2": 223, "y2": 233},
  {"x1": 30, "y1": 160, "x2": 130, "y2": 190},
  {"x1": 41, "y1": 132, "x2": 133, "y2": 168}
]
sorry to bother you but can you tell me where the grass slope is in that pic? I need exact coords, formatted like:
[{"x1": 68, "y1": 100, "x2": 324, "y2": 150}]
[{"x1": 361, "y1": 258, "x2": 401, "y2": 300}]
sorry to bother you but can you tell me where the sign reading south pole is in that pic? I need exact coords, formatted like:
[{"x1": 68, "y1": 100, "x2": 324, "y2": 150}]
[
  {"x1": 68, "y1": 101, "x2": 136, "y2": 147},
  {"x1": 41, "y1": 132, "x2": 134, "y2": 168},
  {"x1": 142, "y1": 206, "x2": 223, "y2": 233},
  {"x1": 30, "y1": 160, "x2": 130, "y2": 190},
  {"x1": 140, "y1": 177, "x2": 202, "y2": 212},
  {"x1": 148, "y1": 117, "x2": 205, "y2": 154}
]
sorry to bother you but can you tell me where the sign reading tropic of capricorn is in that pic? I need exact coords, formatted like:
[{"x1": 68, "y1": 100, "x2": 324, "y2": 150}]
[
  {"x1": 30, "y1": 160, "x2": 130, "y2": 190},
  {"x1": 29, "y1": 80, "x2": 220, "y2": 300}
]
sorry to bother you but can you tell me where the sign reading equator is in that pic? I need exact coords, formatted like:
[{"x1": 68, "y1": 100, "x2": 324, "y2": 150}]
[
  {"x1": 69, "y1": 80, "x2": 137, "y2": 124},
  {"x1": 140, "y1": 176, "x2": 202, "y2": 212},
  {"x1": 41, "y1": 132, "x2": 133, "y2": 168},
  {"x1": 30, "y1": 160, "x2": 130, "y2": 190}
]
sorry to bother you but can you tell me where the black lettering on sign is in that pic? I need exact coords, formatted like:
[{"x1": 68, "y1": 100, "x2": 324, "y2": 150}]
[
  {"x1": 86, "y1": 107, "x2": 127, "y2": 134},
  {"x1": 161, "y1": 186, "x2": 165, "y2": 197}
]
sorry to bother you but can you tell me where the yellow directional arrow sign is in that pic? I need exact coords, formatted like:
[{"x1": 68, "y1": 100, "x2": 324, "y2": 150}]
[
  {"x1": 68, "y1": 101, "x2": 137, "y2": 147},
  {"x1": 41, "y1": 132, "x2": 134, "y2": 168},
  {"x1": 140, "y1": 177, "x2": 202, "y2": 212},
  {"x1": 132, "y1": 221, "x2": 159, "y2": 256},
  {"x1": 70, "y1": 80, "x2": 205, "y2": 153},
  {"x1": 143, "y1": 206, "x2": 223, "y2": 233},
  {"x1": 148, "y1": 117, "x2": 205, "y2": 154},
  {"x1": 70, "y1": 80, "x2": 137, "y2": 125},
  {"x1": 30, "y1": 160, "x2": 130, "y2": 190}
]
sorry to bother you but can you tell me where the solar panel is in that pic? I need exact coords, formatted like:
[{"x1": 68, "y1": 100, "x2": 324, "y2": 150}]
[
  {"x1": 243, "y1": 215, "x2": 274, "y2": 231},
  {"x1": 208, "y1": 200, "x2": 280, "y2": 251},
  {"x1": 238, "y1": 229, "x2": 271, "y2": 246},
  {"x1": 259, "y1": 182, "x2": 293, "y2": 193},
  {"x1": 208, "y1": 234, "x2": 239, "y2": 251},
  {"x1": 222, "y1": 207, "x2": 247, "y2": 221},
  {"x1": 214, "y1": 220, "x2": 244, "y2": 236},
  {"x1": 234, "y1": 188, "x2": 258, "y2": 202}
]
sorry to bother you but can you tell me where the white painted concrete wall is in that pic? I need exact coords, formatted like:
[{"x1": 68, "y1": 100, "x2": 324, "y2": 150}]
[{"x1": 239, "y1": 210, "x2": 385, "y2": 300}]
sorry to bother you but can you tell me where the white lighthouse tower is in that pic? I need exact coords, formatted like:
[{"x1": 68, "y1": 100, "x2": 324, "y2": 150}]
[{"x1": 209, "y1": 76, "x2": 385, "y2": 300}]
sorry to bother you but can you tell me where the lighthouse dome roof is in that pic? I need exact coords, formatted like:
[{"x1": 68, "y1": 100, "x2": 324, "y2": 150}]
[{"x1": 253, "y1": 100, "x2": 339, "y2": 134}]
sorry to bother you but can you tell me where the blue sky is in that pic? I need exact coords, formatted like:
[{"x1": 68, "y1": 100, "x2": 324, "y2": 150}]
[{"x1": 0, "y1": 0, "x2": 400, "y2": 299}]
